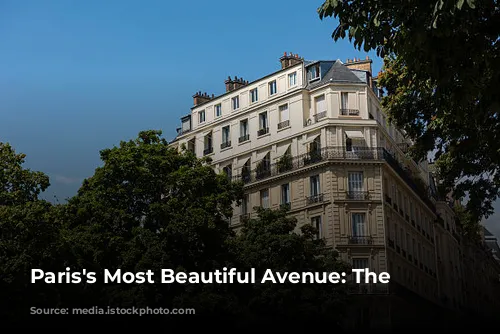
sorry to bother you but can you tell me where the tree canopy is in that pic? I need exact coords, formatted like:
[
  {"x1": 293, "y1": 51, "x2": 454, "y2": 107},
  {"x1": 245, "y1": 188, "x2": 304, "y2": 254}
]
[
  {"x1": 0, "y1": 131, "x2": 349, "y2": 328},
  {"x1": 318, "y1": 0, "x2": 500, "y2": 222}
]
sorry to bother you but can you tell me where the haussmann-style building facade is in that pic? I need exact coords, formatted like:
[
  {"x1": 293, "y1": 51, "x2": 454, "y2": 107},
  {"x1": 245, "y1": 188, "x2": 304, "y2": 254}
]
[{"x1": 170, "y1": 52, "x2": 500, "y2": 330}]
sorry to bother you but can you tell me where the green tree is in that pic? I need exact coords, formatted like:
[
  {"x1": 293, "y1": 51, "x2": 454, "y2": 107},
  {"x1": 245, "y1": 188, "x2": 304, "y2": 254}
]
[
  {"x1": 61, "y1": 130, "x2": 244, "y2": 316},
  {"x1": 229, "y1": 207, "x2": 349, "y2": 329},
  {"x1": 0, "y1": 142, "x2": 64, "y2": 324},
  {"x1": 318, "y1": 0, "x2": 500, "y2": 222}
]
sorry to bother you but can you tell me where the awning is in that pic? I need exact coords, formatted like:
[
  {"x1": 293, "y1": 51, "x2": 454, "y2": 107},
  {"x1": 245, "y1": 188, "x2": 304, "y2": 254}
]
[
  {"x1": 236, "y1": 157, "x2": 251, "y2": 170},
  {"x1": 302, "y1": 134, "x2": 320, "y2": 145},
  {"x1": 255, "y1": 150, "x2": 271, "y2": 162},
  {"x1": 345, "y1": 130, "x2": 365, "y2": 139},
  {"x1": 276, "y1": 144, "x2": 291, "y2": 158}
]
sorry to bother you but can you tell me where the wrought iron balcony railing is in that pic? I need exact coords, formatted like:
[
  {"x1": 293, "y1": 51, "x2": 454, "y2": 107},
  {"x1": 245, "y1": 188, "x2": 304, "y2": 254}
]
[
  {"x1": 306, "y1": 193, "x2": 324, "y2": 205},
  {"x1": 257, "y1": 127, "x2": 269, "y2": 136},
  {"x1": 346, "y1": 236, "x2": 373, "y2": 245},
  {"x1": 203, "y1": 147, "x2": 213, "y2": 155},
  {"x1": 346, "y1": 191, "x2": 370, "y2": 200},
  {"x1": 221, "y1": 141, "x2": 231, "y2": 149},
  {"x1": 314, "y1": 111, "x2": 327, "y2": 121},
  {"x1": 229, "y1": 146, "x2": 436, "y2": 212},
  {"x1": 277, "y1": 120, "x2": 290, "y2": 129},
  {"x1": 239, "y1": 134, "x2": 249, "y2": 143},
  {"x1": 340, "y1": 108, "x2": 360, "y2": 116}
]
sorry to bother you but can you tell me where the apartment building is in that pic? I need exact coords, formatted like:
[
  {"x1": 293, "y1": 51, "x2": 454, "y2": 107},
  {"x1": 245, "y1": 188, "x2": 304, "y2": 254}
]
[{"x1": 170, "y1": 53, "x2": 500, "y2": 329}]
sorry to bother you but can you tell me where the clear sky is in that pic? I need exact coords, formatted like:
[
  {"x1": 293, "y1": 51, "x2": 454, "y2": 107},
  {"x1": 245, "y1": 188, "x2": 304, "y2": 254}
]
[{"x1": 1, "y1": 0, "x2": 498, "y2": 237}]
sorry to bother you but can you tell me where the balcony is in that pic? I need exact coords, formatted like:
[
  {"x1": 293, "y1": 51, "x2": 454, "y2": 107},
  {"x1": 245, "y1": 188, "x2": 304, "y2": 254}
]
[
  {"x1": 257, "y1": 127, "x2": 269, "y2": 136},
  {"x1": 203, "y1": 147, "x2": 213, "y2": 156},
  {"x1": 340, "y1": 108, "x2": 360, "y2": 116},
  {"x1": 277, "y1": 120, "x2": 290, "y2": 129},
  {"x1": 306, "y1": 193, "x2": 324, "y2": 205},
  {"x1": 230, "y1": 146, "x2": 437, "y2": 212},
  {"x1": 314, "y1": 111, "x2": 327, "y2": 122},
  {"x1": 345, "y1": 236, "x2": 373, "y2": 245},
  {"x1": 346, "y1": 191, "x2": 370, "y2": 200},
  {"x1": 220, "y1": 141, "x2": 231, "y2": 150},
  {"x1": 239, "y1": 134, "x2": 249, "y2": 143}
]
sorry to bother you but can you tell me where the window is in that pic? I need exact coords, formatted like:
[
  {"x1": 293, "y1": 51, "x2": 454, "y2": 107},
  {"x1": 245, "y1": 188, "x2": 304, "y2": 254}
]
[
  {"x1": 260, "y1": 189, "x2": 269, "y2": 208},
  {"x1": 269, "y1": 80, "x2": 277, "y2": 95},
  {"x1": 250, "y1": 88, "x2": 258, "y2": 103},
  {"x1": 259, "y1": 112, "x2": 268, "y2": 130},
  {"x1": 352, "y1": 213, "x2": 366, "y2": 237},
  {"x1": 199, "y1": 110, "x2": 206, "y2": 123},
  {"x1": 203, "y1": 132, "x2": 213, "y2": 155},
  {"x1": 288, "y1": 72, "x2": 297, "y2": 86},
  {"x1": 408, "y1": 235, "x2": 413, "y2": 255},
  {"x1": 352, "y1": 258, "x2": 369, "y2": 270},
  {"x1": 279, "y1": 104, "x2": 289, "y2": 122},
  {"x1": 413, "y1": 238, "x2": 417, "y2": 258},
  {"x1": 222, "y1": 165, "x2": 232, "y2": 179},
  {"x1": 315, "y1": 95, "x2": 326, "y2": 113},
  {"x1": 310, "y1": 175, "x2": 320, "y2": 196},
  {"x1": 311, "y1": 216, "x2": 322, "y2": 239},
  {"x1": 352, "y1": 258, "x2": 369, "y2": 282},
  {"x1": 231, "y1": 96, "x2": 239, "y2": 110},
  {"x1": 222, "y1": 126, "x2": 230, "y2": 145},
  {"x1": 341, "y1": 92, "x2": 348, "y2": 110},
  {"x1": 241, "y1": 194, "x2": 249, "y2": 215},
  {"x1": 406, "y1": 233, "x2": 410, "y2": 250},
  {"x1": 348, "y1": 172, "x2": 363, "y2": 192},
  {"x1": 281, "y1": 183, "x2": 290, "y2": 206},
  {"x1": 214, "y1": 104, "x2": 222, "y2": 117},
  {"x1": 308, "y1": 63, "x2": 320, "y2": 81},
  {"x1": 239, "y1": 119, "x2": 249, "y2": 142}
]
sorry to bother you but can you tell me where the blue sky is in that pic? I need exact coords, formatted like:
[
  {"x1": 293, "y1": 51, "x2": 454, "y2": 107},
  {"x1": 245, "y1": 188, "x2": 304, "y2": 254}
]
[{"x1": 1, "y1": 0, "x2": 498, "y2": 237}]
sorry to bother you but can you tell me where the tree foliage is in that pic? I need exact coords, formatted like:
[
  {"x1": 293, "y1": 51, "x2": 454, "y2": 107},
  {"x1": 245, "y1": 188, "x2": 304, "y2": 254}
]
[
  {"x1": 0, "y1": 132, "x2": 349, "y2": 328},
  {"x1": 318, "y1": 0, "x2": 500, "y2": 222}
]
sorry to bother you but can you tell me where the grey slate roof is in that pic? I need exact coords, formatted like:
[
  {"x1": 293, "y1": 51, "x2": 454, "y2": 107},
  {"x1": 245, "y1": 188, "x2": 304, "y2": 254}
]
[
  {"x1": 484, "y1": 227, "x2": 494, "y2": 236},
  {"x1": 305, "y1": 59, "x2": 364, "y2": 90}
]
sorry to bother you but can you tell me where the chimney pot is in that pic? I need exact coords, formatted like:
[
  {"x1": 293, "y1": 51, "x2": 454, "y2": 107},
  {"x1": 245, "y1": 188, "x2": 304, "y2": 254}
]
[
  {"x1": 366, "y1": 55, "x2": 369, "y2": 60},
  {"x1": 284, "y1": 52, "x2": 287, "y2": 56}
]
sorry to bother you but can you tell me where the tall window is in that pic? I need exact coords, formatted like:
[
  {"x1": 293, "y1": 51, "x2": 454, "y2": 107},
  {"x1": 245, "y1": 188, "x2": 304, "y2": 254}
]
[
  {"x1": 239, "y1": 119, "x2": 249, "y2": 141},
  {"x1": 315, "y1": 95, "x2": 326, "y2": 113},
  {"x1": 348, "y1": 172, "x2": 363, "y2": 192},
  {"x1": 352, "y1": 213, "x2": 366, "y2": 237},
  {"x1": 311, "y1": 216, "x2": 322, "y2": 239},
  {"x1": 288, "y1": 72, "x2": 297, "y2": 86},
  {"x1": 279, "y1": 104, "x2": 289, "y2": 122},
  {"x1": 250, "y1": 88, "x2": 258, "y2": 103},
  {"x1": 241, "y1": 194, "x2": 249, "y2": 215},
  {"x1": 269, "y1": 80, "x2": 277, "y2": 95},
  {"x1": 310, "y1": 175, "x2": 320, "y2": 196},
  {"x1": 260, "y1": 189, "x2": 269, "y2": 208},
  {"x1": 341, "y1": 92, "x2": 348, "y2": 110},
  {"x1": 199, "y1": 110, "x2": 206, "y2": 123},
  {"x1": 231, "y1": 96, "x2": 239, "y2": 110},
  {"x1": 222, "y1": 165, "x2": 232, "y2": 179},
  {"x1": 352, "y1": 258, "x2": 369, "y2": 282},
  {"x1": 204, "y1": 132, "x2": 212, "y2": 152},
  {"x1": 259, "y1": 112, "x2": 268, "y2": 130},
  {"x1": 222, "y1": 126, "x2": 230, "y2": 145},
  {"x1": 214, "y1": 104, "x2": 222, "y2": 117},
  {"x1": 281, "y1": 183, "x2": 290, "y2": 206}
]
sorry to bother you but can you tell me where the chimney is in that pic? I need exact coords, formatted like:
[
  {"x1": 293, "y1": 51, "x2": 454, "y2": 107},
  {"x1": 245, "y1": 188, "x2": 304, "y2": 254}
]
[
  {"x1": 193, "y1": 91, "x2": 213, "y2": 106},
  {"x1": 279, "y1": 51, "x2": 304, "y2": 69},
  {"x1": 225, "y1": 76, "x2": 248, "y2": 92},
  {"x1": 344, "y1": 55, "x2": 373, "y2": 75}
]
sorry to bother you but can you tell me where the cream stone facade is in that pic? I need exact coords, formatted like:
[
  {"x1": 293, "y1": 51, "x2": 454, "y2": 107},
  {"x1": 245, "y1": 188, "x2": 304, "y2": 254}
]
[{"x1": 170, "y1": 53, "x2": 500, "y2": 329}]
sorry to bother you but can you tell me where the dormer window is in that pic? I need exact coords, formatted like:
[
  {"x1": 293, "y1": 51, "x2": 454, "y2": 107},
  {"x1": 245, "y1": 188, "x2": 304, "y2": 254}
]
[{"x1": 308, "y1": 63, "x2": 320, "y2": 81}]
